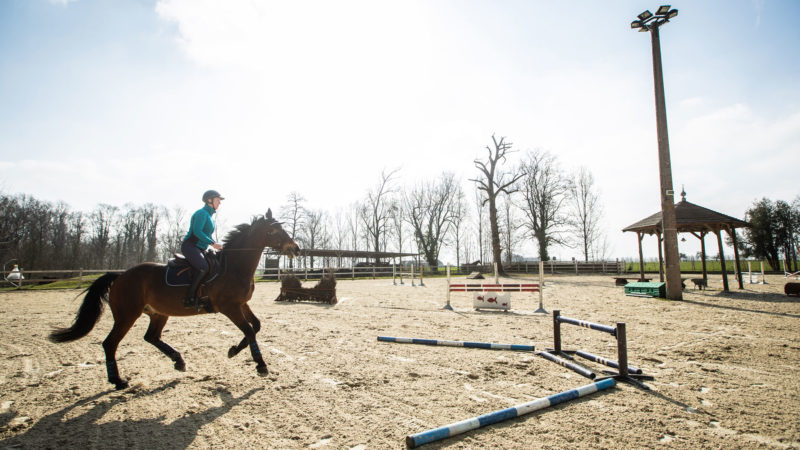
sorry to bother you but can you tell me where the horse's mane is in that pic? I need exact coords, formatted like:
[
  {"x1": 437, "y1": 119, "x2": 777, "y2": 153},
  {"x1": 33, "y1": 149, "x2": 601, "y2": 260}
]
[{"x1": 222, "y1": 216, "x2": 264, "y2": 249}]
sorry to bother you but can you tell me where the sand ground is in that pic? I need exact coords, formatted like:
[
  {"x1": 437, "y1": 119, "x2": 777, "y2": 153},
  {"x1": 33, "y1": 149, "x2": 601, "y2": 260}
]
[{"x1": 1, "y1": 273, "x2": 799, "y2": 449}]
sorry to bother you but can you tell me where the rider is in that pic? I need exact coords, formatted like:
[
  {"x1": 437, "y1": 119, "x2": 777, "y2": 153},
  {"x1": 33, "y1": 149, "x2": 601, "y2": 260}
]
[{"x1": 182, "y1": 190, "x2": 224, "y2": 308}]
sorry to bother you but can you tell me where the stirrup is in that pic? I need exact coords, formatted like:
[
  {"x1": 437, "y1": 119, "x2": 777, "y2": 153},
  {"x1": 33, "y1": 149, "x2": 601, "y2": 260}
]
[{"x1": 184, "y1": 297, "x2": 198, "y2": 308}]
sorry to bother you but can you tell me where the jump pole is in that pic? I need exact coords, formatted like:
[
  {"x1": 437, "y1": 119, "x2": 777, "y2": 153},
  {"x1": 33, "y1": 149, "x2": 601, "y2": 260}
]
[
  {"x1": 406, "y1": 378, "x2": 616, "y2": 448},
  {"x1": 377, "y1": 336, "x2": 534, "y2": 352}
]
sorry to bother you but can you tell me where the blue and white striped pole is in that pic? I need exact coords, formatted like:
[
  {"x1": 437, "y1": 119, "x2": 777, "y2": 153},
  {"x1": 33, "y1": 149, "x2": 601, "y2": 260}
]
[
  {"x1": 377, "y1": 336, "x2": 535, "y2": 352},
  {"x1": 406, "y1": 378, "x2": 616, "y2": 448}
]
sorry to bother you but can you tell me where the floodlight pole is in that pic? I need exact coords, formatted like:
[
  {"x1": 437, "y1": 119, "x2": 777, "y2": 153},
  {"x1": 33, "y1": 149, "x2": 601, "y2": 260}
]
[{"x1": 646, "y1": 19, "x2": 682, "y2": 300}]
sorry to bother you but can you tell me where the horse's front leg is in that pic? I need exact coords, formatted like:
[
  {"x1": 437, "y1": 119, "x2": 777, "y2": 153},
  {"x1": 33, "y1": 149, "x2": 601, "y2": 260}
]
[
  {"x1": 221, "y1": 305, "x2": 268, "y2": 376},
  {"x1": 144, "y1": 314, "x2": 185, "y2": 371},
  {"x1": 228, "y1": 304, "x2": 260, "y2": 358}
]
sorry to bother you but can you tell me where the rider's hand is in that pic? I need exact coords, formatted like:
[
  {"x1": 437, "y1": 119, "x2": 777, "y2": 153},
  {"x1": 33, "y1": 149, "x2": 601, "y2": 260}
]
[{"x1": 212, "y1": 243, "x2": 223, "y2": 251}]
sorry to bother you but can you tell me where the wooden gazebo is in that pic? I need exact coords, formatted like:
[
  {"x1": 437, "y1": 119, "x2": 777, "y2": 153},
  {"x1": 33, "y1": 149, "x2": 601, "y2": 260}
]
[{"x1": 622, "y1": 190, "x2": 750, "y2": 291}]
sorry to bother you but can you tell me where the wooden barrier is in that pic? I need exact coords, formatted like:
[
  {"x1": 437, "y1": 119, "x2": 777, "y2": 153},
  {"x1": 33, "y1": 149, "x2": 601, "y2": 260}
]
[
  {"x1": 548, "y1": 310, "x2": 652, "y2": 388},
  {"x1": 444, "y1": 262, "x2": 545, "y2": 313},
  {"x1": 392, "y1": 263, "x2": 424, "y2": 286}
]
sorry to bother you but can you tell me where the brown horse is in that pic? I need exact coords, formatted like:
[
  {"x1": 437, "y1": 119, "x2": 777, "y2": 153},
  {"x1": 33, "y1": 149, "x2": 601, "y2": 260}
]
[{"x1": 49, "y1": 209, "x2": 300, "y2": 389}]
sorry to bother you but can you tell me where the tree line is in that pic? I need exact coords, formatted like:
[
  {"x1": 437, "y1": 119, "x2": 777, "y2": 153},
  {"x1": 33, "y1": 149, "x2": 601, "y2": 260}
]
[
  {"x1": 282, "y1": 135, "x2": 608, "y2": 274},
  {"x1": 1, "y1": 134, "x2": 614, "y2": 272},
  {"x1": 0, "y1": 194, "x2": 185, "y2": 270},
  {"x1": 737, "y1": 197, "x2": 800, "y2": 272}
]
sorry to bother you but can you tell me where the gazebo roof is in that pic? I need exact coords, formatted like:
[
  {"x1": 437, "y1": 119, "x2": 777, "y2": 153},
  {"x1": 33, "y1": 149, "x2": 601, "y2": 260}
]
[{"x1": 622, "y1": 192, "x2": 750, "y2": 234}]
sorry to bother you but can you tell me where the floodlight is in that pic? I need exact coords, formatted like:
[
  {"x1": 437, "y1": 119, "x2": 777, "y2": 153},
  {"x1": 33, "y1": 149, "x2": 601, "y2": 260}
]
[
  {"x1": 638, "y1": 10, "x2": 653, "y2": 21},
  {"x1": 656, "y1": 5, "x2": 671, "y2": 15},
  {"x1": 631, "y1": 20, "x2": 642, "y2": 29},
  {"x1": 667, "y1": 9, "x2": 678, "y2": 19}
]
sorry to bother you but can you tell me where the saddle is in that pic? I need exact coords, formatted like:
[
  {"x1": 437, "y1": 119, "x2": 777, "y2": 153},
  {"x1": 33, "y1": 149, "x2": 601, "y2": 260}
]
[{"x1": 165, "y1": 252, "x2": 222, "y2": 287}]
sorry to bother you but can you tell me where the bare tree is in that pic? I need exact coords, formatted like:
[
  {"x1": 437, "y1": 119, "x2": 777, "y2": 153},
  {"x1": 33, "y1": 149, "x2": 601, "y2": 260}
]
[
  {"x1": 450, "y1": 187, "x2": 468, "y2": 268},
  {"x1": 300, "y1": 209, "x2": 328, "y2": 268},
  {"x1": 360, "y1": 168, "x2": 399, "y2": 265},
  {"x1": 346, "y1": 201, "x2": 361, "y2": 266},
  {"x1": 473, "y1": 189, "x2": 487, "y2": 263},
  {"x1": 388, "y1": 198, "x2": 407, "y2": 255},
  {"x1": 405, "y1": 172, "x2": 459, "y2": 268},
  {"x1": 568, "y1": 167, "x2": 605, "y2": 262},
  {"x1": 159, "y1": 205, "x2": 186, "y2": 261},
  {"x1": 499, "y1": 192, "x2": 521, "y2": 264},
  {"x1": 280, "y1": 191, "x2": 306, "y2": 268},
  {"x1": 518, "y1": 150, "x2": 570, "y2": 261},
  {"x1": 471, "y1": 135, "x2": 524, "y2": 276},
  {"x1": 89, "y1": 203, "x2": 118, "y2": 268},
  {"x1": 331, "y1": 208, "x2": 349, "y2": 267}
]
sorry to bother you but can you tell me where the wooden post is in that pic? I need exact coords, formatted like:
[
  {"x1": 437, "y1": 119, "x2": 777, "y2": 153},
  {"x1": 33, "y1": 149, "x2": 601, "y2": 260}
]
[
  {"x1": 715, "y1": 228, "x2": 729, "y2": 292},
  {"x1": 657, "y1": 231, "x2": 664, "y2": 282},
  {"x1": 637, "y1": 232, "x2": 645, "y2": 281},
  {"x1": 534, "y1": 261, "x2": 546, "y2": 314},
  {"x1": 616, "y1": 323, "x2": 628, "y2": 379},
  {"x1": 553, "y1": 310, "x2": 562, "y2": 354},
  {"x1": 78, "y1": 269, "x2": 83, "y2": 289},
  {"x1": 698, "y1": 231, "x2": 708, "y2": 283},
  {"x1": 494, "y1": 263, "x2": 499, "y2": 284},
  {"x1": 444, "y1": 265, "x2": 452, "y2": 310},
  {"x1": 730, "y1": 227, "x2": 744, "y2": 289}
]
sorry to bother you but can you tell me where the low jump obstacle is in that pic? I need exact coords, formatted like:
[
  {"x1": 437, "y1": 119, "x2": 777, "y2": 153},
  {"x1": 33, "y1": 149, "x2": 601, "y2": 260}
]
[
  {"x1": 546, "y1": 310, "x2": 651, "y2": 388},
  {"x1": 739, "y1": 261, "x2": 766, "y2": 284},
  {"x1": 377, "y1": 336, "x2": 535, "y2": 352},
  {"x1": 405, "y1": 378, "x2": 616, "y2": 448},
  {"x1": 392, "y1": 262, "x2": 424, "y2": 286},
  {"x1": 444, "y1": 262, "x2": 545, "y2": 313}
]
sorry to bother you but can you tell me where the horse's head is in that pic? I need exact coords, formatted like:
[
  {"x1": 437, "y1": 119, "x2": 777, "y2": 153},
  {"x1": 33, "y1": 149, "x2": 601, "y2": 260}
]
[{"x1": 262, "y1": 209, "x2": 300, "y2": 258}]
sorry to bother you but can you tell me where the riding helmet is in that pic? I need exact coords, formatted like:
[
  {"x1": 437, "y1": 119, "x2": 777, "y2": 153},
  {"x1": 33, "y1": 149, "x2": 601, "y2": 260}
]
[{"x1": 202, "y1": 190, "x2": 225, "y2": 203}]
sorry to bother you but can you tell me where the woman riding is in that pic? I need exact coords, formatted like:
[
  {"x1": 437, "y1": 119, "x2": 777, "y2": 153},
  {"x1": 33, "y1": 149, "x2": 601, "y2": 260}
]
[{"x1": 182, "y1": 190, "x2": 224, "y2": 308}]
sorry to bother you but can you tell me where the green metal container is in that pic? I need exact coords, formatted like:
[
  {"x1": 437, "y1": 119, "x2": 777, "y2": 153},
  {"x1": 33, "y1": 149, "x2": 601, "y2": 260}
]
[{"x1": 624, "y1": 281, "x2": 666, "y2": 298}]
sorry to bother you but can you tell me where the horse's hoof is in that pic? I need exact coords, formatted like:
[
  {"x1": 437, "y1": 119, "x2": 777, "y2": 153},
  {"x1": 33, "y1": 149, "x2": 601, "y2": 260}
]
[
  {"x1": 256, "y1": 365, "x2": 269, "y2": 376},
  {"x1": 228, "y1": 346, "x2": 238, "y2": 358},
  {"x1": 112, "y1": 379, "x2": 129, "y2": 390},
  {"x1": 174, "y1": 360, "x2": 186, "y2": 372}
]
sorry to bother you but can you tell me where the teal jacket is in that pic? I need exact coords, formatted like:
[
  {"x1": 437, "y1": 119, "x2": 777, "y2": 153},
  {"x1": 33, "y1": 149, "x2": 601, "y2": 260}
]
[{"x1": 184, "y1": 205, "x2": 217, "y2": 250}]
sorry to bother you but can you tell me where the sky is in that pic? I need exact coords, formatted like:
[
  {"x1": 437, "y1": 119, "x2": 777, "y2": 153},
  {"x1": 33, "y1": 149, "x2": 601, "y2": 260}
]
[{"x1": 1, "y1": 0, "x2": 798, "y2": 263}]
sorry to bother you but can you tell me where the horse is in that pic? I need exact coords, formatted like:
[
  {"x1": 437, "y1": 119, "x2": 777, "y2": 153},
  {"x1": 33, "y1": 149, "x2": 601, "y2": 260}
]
[{"x1": 49, "y1": 209, "x2": 300, "y2": 390}]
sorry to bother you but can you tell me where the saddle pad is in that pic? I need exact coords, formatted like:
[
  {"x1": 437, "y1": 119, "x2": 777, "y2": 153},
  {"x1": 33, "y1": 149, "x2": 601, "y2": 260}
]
[{"x1": 165, "y1": 264, "x2": 220, "y2": 287}]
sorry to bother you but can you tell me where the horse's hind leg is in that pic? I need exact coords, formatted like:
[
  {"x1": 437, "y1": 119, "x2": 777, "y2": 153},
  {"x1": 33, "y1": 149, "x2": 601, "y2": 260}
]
[
  {"x1": 102, "y1": 315, "x2": 138, "y2": 390},
  {"x1": 144, "y1": 314, "x2": 186, "y2": 371},
  {"x1": 221, "y1": 305, "x2": 268, "y2": 376},
  {"x1": 228, "y1": 304, "x2": 260, "y2": 358}
]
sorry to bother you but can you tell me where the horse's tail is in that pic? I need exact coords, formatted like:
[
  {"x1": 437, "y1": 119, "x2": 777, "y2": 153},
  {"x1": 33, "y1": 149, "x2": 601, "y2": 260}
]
[{"x1": 49, "y1": 272, "x2": 120, "y2": 343}]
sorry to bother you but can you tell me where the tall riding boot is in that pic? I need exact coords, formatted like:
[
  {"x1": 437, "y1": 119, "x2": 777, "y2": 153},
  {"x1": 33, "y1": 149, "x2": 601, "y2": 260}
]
[{"x1": 184, "y1": 268, "x2": 208, "y2": 308}]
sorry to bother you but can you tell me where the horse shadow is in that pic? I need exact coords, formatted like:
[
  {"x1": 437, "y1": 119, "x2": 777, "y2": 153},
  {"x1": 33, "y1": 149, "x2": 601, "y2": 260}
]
[{"x1": 2, "y1": 381, "x2": 263, "y2": 449}]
